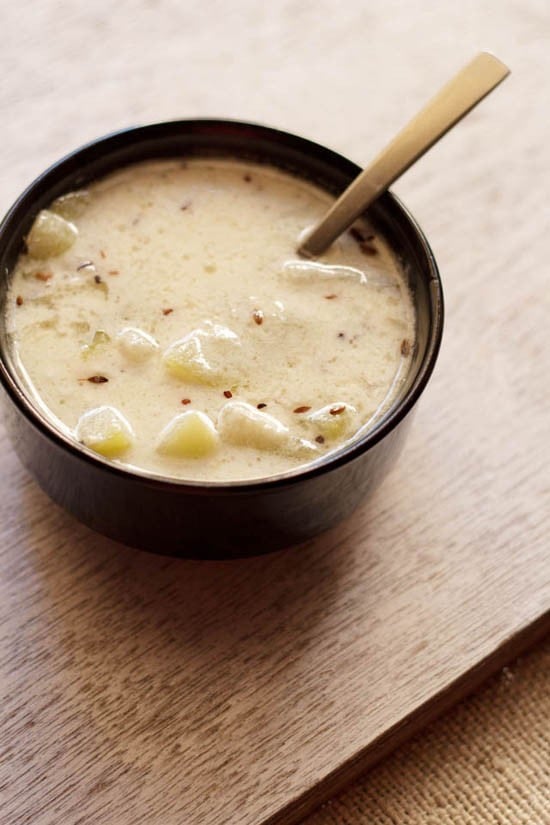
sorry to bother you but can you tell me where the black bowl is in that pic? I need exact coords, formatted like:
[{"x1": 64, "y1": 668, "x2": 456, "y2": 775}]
[{"x1": 0, "y1": 120, "x2": 443, "y2": 559}]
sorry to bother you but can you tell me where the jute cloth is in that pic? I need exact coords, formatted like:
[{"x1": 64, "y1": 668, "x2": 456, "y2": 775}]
[{"x1": 306, "y1": 637, "x2": 550, "y2": 824}]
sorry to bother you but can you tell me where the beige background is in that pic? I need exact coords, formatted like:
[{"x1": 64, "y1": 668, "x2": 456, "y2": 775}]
[{"x1": 1, "y1": 2, "x2": 549, "y2": 824}]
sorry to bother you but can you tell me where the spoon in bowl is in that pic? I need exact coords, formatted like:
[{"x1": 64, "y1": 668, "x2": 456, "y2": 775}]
[{"x1": 298, "y1": 51, "x2": 510, "y2": 258}]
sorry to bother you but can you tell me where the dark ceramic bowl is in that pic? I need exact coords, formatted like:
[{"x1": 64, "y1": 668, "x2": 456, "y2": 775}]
[{"x1": 0, "y1": 120, "x2": 443, "y2": 559}]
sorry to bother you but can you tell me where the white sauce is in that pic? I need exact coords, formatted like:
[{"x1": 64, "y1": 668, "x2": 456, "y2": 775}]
[{"x1": 6, "y1": 159, "x2": 415, "y2": 481}]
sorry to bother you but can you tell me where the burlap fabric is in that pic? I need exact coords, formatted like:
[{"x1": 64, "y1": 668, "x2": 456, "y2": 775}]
[{"x1": 306, "y1": 637, "x2": 550, "y2": 824}]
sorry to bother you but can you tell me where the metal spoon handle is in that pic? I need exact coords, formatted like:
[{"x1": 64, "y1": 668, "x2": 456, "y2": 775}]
[{"x1": 299, "y1": 52, "x2": 510, "y2": 258}]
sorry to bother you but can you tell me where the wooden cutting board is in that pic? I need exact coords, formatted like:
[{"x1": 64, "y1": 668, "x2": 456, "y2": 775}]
[{"x1": 1, "y1": 3, "x2": 549, "y2": 824}]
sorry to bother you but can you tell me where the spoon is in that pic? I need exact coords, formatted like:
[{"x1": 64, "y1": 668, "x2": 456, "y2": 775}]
[{"x1": 298, "y1": 51, "x2": 510, "y2": 258}]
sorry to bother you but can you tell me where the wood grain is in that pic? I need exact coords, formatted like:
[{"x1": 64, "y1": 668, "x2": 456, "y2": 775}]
[{"x1": 1, "y1": 3, "x2": 549, "y2": 824}]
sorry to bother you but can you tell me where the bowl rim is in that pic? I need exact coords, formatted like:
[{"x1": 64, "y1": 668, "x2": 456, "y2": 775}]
[{"x1": 0, "y1": 118, "x2": 444, "y2": 495}]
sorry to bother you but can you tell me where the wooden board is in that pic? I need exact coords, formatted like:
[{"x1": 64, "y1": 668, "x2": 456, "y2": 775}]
[{"x1": 1, "y1": 3, "x2": 549, "y2": 824}]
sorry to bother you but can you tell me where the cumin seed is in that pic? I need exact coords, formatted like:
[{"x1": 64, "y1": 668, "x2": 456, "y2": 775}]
[
  {"x1": 360, "y1": 241, "x2": 378, "y2": 256},
  {"x1": 86, "y1": 375, "x2": 109, "y2": 384},
  {"x1": 350, "y1": 227, "x2": 375, "y2": 244}
]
